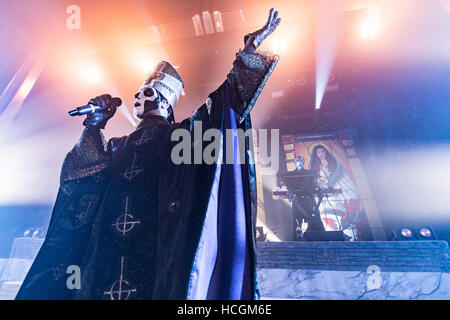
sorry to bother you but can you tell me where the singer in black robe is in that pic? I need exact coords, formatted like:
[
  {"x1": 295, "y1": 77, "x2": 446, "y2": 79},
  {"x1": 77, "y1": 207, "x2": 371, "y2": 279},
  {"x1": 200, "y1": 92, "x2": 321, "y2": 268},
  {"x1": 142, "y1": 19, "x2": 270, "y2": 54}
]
[{"x1": 16, "y1": 50, "x2": 278, "y2": 299}]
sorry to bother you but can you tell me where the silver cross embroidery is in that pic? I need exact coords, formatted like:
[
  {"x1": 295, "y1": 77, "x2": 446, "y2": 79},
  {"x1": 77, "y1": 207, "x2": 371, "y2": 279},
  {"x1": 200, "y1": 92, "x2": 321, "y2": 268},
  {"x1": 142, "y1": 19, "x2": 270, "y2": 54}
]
[
  {"x1": 104, "y1": 257, "x2": 137, "y2": 300},
  {"x1": 121, "y1": 152, "x2": 143, "y2": 181},
  {"x1": 133, "y1": 129, "x2": 154, "y2": 146},
  {"x1": 112, "y1": 197, "x2": 140, "y2": 235}
]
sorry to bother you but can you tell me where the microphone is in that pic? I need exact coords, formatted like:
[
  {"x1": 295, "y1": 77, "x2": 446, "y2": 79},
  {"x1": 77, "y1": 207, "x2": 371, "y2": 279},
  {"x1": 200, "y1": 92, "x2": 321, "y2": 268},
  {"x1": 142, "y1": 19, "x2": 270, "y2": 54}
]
[
  {"x1": 68, "y1": 98, "x2": 122, "y2": 116},
  {"x1": 68, "y1": 103, "x2": 101, "y2": 116}
]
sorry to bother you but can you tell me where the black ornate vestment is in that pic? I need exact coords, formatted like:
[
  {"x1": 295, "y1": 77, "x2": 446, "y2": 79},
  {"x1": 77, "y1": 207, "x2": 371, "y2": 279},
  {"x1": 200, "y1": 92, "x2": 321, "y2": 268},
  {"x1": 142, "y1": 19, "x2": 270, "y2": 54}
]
[{"x1": 16, "y1": 51, "x2": 278, "y2": 300}]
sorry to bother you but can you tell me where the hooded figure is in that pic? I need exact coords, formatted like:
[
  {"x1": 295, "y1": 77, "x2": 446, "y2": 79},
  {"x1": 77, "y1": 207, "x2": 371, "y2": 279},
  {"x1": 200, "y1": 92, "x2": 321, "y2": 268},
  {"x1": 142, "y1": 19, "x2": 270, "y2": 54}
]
[{"x1": 16, "y1": 8, "x2": 281, "y2": 300}]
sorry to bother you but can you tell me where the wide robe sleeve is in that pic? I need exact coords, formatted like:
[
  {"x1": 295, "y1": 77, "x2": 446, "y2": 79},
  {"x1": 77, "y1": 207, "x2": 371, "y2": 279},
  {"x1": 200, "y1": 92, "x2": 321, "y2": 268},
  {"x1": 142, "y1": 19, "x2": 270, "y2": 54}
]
[
  {"x1": 163, "y1": 50, "x2": 278, "y2": 300},
  {"x1": 15, "y1": 127, "x2": 123, "y2": 299},
  {"x1": 16, "y1": 49, "x2": 278, "y2": 300}
]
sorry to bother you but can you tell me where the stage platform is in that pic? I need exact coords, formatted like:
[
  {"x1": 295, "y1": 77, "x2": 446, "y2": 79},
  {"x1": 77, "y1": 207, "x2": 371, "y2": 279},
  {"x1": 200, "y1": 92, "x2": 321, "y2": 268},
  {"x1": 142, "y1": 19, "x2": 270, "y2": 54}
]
[
  {"x1": 0, "y1": 238, "x2": 449, "y2": 299},
  {"x1": 256, "y1": 241, "x2": 450, "y2": 299},
  {"x1": 0, "y1": 238, "x2": 43, "y2": 300}
]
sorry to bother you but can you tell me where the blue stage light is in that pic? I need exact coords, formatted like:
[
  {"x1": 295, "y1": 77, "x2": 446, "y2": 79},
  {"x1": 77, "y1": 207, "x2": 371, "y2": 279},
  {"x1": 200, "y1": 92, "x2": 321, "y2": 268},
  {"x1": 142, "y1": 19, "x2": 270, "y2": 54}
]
[
  {"x1": 417, "y1": 226, "x2": 437, "y2": 240},
  {"x1": 393, "y1": 226, "x2": 438, "y2": 241},
  {"x1": 400, "y1": 228, "x2": 413, "y2": 239},
  {"x1": 393, "y1": 227, "x2": 417, "y2": 240}
]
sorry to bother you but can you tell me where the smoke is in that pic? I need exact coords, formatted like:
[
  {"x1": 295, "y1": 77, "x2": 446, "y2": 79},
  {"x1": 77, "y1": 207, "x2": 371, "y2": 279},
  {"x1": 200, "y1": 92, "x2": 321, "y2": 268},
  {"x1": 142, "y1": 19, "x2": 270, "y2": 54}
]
[{"x1": 362, "y1": 143, "x2": 450, "y2": 222}]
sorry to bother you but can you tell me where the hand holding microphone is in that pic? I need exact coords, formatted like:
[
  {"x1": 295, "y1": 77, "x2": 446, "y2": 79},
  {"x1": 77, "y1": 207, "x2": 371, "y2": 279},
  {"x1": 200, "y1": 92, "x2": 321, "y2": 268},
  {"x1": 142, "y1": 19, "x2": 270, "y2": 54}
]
[{"x1": 69, "y1": 94, "x2": 122, "y2": 129}]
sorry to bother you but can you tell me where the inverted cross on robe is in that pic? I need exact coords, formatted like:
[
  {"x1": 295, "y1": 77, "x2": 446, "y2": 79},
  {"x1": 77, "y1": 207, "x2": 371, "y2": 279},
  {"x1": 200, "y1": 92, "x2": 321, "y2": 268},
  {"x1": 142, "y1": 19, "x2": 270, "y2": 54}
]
[
  {"x1": 104, "y1": 256, "x2": 137, "y2": 300},
  {"x1": 112, "y1": 197, "x2": 140, "y2": 235},
  {"x1": 133, "y1": 129, "x2": 154, "y2": 146},
  {"x1": 121, "y1": 153, "x2": 143, "y2": 181}
]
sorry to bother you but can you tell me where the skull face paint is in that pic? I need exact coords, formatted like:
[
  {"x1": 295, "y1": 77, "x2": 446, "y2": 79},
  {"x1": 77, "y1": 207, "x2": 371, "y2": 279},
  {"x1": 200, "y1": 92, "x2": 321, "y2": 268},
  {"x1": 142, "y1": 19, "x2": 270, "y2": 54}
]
[{"x1": 133, "y1": 85, "x2": 170, "y2": 119}]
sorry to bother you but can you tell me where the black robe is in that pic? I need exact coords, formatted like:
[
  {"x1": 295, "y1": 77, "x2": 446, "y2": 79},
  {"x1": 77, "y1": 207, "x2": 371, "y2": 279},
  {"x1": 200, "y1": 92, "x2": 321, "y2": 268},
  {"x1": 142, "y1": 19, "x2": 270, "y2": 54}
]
[{"x1": 16, "y1": 50, "x2": 278, "y2": 300}]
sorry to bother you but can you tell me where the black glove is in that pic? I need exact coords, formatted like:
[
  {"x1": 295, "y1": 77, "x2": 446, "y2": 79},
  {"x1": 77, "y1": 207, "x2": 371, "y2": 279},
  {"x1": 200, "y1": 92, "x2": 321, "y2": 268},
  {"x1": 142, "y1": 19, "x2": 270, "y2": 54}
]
[
  {"x1": 83, "y1": 94, "x2": 122, "y2": 129},
  {"x1": 243, "y1": 8, "x2": 281, "y2": 53}
]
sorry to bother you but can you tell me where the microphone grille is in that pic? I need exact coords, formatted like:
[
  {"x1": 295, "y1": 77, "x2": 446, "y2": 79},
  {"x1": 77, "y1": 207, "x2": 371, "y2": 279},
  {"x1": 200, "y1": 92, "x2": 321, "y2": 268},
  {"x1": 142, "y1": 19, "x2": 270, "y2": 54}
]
[{"x1": 111, "y1": 97, "x2": 122, "y2": 106}]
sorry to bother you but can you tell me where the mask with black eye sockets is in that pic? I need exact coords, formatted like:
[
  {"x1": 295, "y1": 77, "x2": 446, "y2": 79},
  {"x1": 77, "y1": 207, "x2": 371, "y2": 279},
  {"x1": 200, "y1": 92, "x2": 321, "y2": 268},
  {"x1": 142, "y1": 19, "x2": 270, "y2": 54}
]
[{"x1": 134, "y1": 85, "x2": 165, "y2": 118}]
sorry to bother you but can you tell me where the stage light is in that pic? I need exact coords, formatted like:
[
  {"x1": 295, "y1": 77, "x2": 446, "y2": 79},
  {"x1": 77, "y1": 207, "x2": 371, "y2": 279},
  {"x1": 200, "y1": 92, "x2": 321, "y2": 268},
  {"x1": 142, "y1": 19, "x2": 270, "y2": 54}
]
[
  {"x1": 0, "y1": 55, "x2": 44, "y2": 135},
  {"x1": 192, "y1": 11, "x2": 224, "y2": 36},
  {"x1": 72, "y1": 57, "x2": 103, "y2": 84},
  {"x1": 315, "y1": 12, "x2": 341, "y2": 110},
  {"x1": 419, "y1": 228, "x2": 431, "y2": 238},
  {"x1": 393, "y1": 226, "x2": 437, "y2": 241},
  {"x1": 32, "y1": 229, "x2": 39, "y2": 238},
  {"x1": 269, "y1": 36, "x2": 288, "y2": 53},
  {"x1": 140, "y1": 59, "x2": 155, "y2": 74},
  {"x1": 315, "y1": 80, "x2": 326, "y2": 110},
  {"x1": 400, "y1": 228, "x2": 413, "y2": 238},
  {"x1": 202, "y1": 11, "x2": 214, "y2": 34},
  {"x1": 213, "y1": 11, "x2": 224, "y2": 33},
  {"x1": 83, "y1": 66, "x2": 102, "y2": 84},
  {"x1": 127, "y1": 50, "x2": 156, "y2": 75},
  {"x1": 17, "y1": 78, "x2": 35, "y2": 99},
  {"x1": 417, "y1": 226, "x2": 437, "y2": 240},
  {"x1": 192, "y1": 14, "x2": 204, "y2": 36},
  {"x1": 361, "y1": 5, "x2": 381, "y2": 39},
  {"x1": 393, "y1": 227, "x2": 417, "y2": 240},
  {"x1": 361, "y1": 22, "x2": 380, "y2": 39}
]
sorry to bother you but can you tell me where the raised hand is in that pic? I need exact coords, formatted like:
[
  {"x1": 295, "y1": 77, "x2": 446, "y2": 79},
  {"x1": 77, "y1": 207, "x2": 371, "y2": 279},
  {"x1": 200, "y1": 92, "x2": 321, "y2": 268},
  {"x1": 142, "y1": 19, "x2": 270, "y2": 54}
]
[
  {"x1": 83, "y1": 94, "x2": 122, "y2": 129},
  {"x1": 243, "y1": 8, "x2": 282, "y2": 53}
]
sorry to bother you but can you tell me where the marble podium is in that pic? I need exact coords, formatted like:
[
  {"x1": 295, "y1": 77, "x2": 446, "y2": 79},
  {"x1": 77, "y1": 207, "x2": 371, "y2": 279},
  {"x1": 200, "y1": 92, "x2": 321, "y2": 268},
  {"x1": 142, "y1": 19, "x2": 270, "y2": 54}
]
[
  {"x1": 0, "y1": 237, "x2": 44, "y2": 300},
  {"x1": 256, "y1": 241, "x2": 450, "y2": 300},
  {"x1": 1, "y1": 238, "x2": 449, "y2": 300}
]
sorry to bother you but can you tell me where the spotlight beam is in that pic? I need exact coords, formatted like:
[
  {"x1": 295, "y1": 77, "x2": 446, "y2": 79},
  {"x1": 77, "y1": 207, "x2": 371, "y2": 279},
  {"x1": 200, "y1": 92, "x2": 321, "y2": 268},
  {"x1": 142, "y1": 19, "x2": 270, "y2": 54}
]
[
  {"x1": 0, "y1": 55, "x2": 45, "y2": 140},
  {"x1": 315, "y1": 4, "x2": 343, "y2": 110}
]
